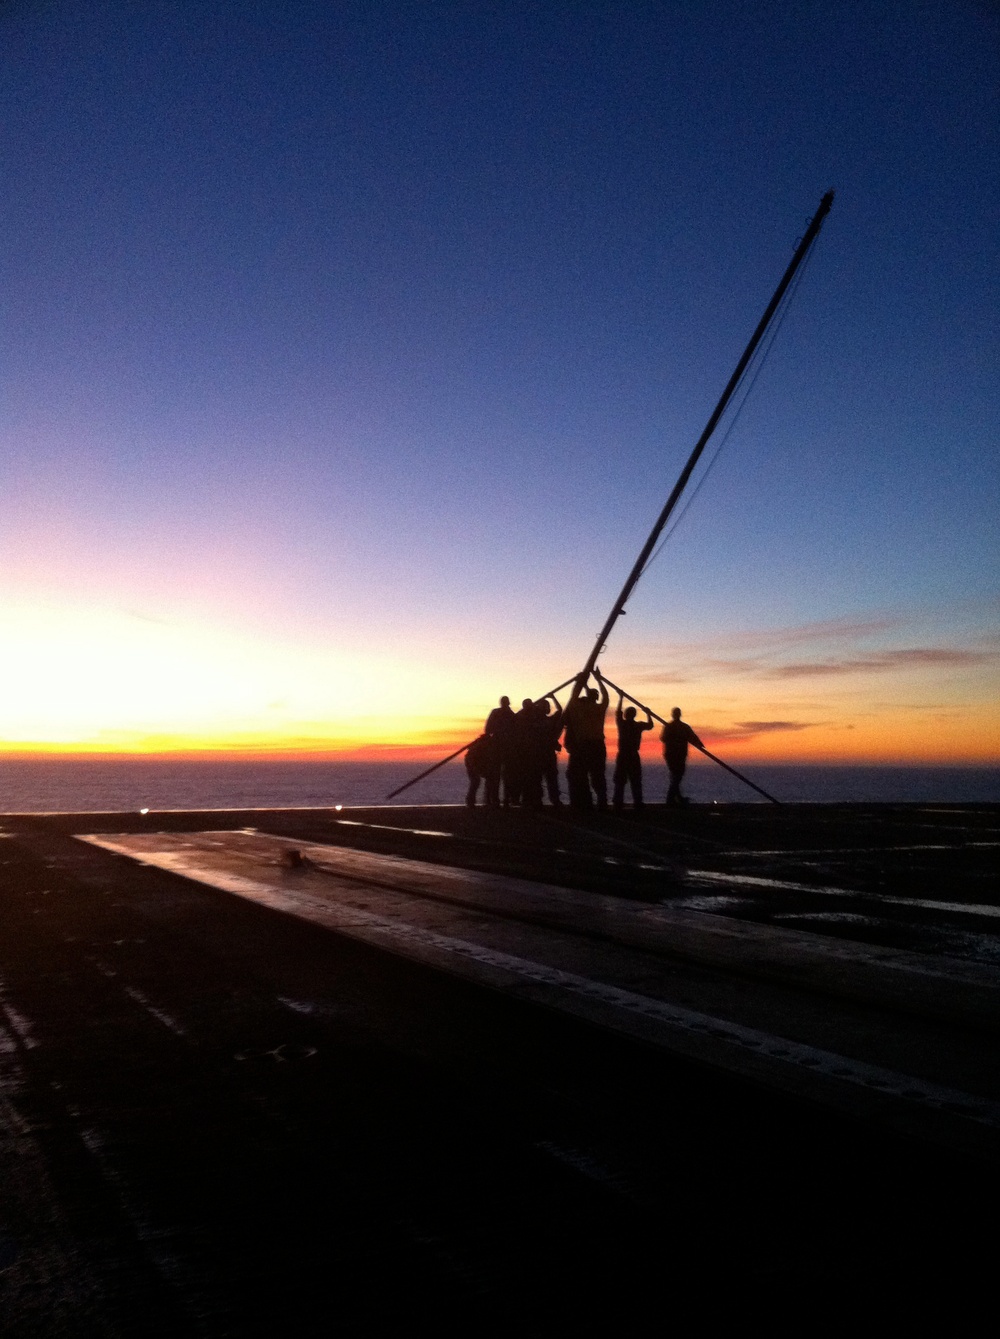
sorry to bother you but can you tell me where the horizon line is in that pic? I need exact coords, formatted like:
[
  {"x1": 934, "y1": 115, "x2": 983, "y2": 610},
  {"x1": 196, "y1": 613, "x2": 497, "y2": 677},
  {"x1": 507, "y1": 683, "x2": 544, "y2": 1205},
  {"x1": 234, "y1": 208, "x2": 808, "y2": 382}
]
[{"x1": 0, "y1": 749, "x2": 996, "y2": 769}]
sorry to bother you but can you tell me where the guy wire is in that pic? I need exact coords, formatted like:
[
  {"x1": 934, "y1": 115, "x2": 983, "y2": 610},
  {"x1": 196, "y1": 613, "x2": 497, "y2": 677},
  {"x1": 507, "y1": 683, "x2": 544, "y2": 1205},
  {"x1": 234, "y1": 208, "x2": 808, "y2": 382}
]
[{"x1": 640, "y1": 234, "x2": 820, "y2": 576}]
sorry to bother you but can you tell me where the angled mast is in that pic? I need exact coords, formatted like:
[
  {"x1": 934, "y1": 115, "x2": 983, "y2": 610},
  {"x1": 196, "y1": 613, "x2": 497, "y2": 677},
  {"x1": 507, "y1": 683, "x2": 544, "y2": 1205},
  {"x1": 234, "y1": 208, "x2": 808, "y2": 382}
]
[
  {"x1": 384, "y1": 193, "x2": 835, "y2": 802},
  {"x1": 569, "y1": 190, "x2": 834, "y2": 699}
]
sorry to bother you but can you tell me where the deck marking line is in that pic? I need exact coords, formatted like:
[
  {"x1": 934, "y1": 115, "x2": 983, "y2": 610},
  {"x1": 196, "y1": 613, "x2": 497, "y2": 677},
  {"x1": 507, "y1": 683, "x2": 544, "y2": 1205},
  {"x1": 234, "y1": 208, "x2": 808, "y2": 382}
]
[
  {"x1": 691, "y1": 870, "x2": 1000, "y2": 919},
  {"x1": 337, "y1": 819, "x2": 452, "y2": 838},
  {"x1": 718, "y1": 844, "x2": 1000, "y2": 856},
  {"x1": 79, "y1": 837, "x2": 1000, "y2": 1132},
  {"x1": 122, "y1": 986, "x2": 188, "y2": 1037},
  {"x1": 0, "y1": 1000, "x2": 39, "y2": 1050}
]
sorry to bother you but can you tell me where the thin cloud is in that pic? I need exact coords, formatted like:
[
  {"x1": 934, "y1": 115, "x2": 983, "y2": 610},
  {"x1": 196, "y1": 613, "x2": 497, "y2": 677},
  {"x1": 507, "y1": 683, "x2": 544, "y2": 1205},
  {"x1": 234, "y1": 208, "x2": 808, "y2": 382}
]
[
  {"x1": 616, "y1": 626, "x2": 999, "y2": 694},
  {"x1": 703, "y1": 658, "x2": 765, "y2": 674},
  {"x1": 703, "y1": 719, "x2": 816, "y2": 742},
  {"x1": 627, "y1": 670, "x2": 693, "y2": 685},
  {"x1": 765, "y1": 647, "x2": 996, "y2": 679},
  {"x1": 681, "y1": 615, "x2": 902, "y2": 655},
  {"x1": 737, "y1": 720, "x2": 814, "y2": 733}
]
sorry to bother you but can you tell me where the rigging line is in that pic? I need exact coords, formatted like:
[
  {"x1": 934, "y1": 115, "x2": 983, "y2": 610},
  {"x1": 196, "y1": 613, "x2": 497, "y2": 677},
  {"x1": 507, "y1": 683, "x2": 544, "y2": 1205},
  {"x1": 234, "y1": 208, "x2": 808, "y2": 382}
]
[
  {"x1": 572, "y1": 191, "x2": 833, "y2": 691},
  {"x1": 640, "y1": 235, "x2": 820, "y2": 575},
  {"x1": 644, "y1": 256, "x2": 811, "y2": 568},
  {"x1": 643, "y1": 315, "x2": 784, "y2": 567}
]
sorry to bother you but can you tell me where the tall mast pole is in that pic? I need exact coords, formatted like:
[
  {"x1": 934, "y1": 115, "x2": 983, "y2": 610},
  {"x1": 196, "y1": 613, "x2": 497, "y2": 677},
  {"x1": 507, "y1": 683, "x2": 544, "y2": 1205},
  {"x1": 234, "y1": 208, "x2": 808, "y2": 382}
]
[{"x1": 569, "y1": 191, "x2": 834, "y2": 703}]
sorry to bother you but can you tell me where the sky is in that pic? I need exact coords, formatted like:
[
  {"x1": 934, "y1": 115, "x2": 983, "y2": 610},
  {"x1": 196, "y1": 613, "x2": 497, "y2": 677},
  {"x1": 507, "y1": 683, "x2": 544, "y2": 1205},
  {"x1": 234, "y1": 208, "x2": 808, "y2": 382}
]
[{"x1": 1, "y1": 0, "x2": 997, "y2": 764}]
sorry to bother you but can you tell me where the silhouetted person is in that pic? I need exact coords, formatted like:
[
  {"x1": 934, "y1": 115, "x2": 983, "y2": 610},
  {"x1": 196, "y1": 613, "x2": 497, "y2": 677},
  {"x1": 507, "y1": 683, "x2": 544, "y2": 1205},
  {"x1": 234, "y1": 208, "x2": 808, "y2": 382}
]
[
  {"x1": 563, "y1": 671, "x2": 610, "y2": 810},
  {"x1": 464, "y1": 735, "x2": 495, "y2": 808},
  {"x1": 662, "y1": 707, "x2": 703, "y2": 806},
  {"x1": 507, "y1": 698, "x2": 532, "y2": 805},
  {"x1": 538, "y1": 695, "x2": 564, "y2": 805},
  {"x1": 613, "y1": 695, "x2": 653, "y2": 811},
  {"x1": 508, "y1": 698, "x2": 547, "y2": 808},
  {"x1": 484, "y1": 696, "x2": 516, "y2": 806}
]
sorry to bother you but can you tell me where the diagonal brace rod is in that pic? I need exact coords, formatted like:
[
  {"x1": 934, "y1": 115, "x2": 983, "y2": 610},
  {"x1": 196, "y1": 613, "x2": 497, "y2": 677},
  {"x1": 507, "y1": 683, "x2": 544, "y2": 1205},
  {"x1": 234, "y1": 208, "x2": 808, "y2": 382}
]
[{"x1": 384, "y1": 676, "x2": 579, "y2": 800}]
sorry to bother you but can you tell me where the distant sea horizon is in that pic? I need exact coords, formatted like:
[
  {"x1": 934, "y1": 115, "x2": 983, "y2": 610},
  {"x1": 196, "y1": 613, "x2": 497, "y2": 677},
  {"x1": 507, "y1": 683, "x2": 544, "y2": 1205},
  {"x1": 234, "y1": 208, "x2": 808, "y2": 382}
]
[{"x1": 1, "y1": 757, "x2": 998, "y2": 813}]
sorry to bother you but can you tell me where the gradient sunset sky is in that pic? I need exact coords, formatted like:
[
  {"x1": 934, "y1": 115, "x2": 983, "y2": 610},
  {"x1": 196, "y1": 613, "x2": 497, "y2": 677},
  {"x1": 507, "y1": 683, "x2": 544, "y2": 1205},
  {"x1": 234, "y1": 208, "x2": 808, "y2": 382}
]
[{"x1": 2, "y1": 1, "x2": 997, "y2": 764}]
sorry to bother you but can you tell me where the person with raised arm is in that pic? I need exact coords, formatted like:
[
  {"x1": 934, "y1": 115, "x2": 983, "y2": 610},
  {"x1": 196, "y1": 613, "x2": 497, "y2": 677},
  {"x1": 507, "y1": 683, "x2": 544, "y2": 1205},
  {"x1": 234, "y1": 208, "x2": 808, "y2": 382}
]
[
  {"x1": 563, "y1": 671, "x2": 610, "y2": 810},
  {"x1": 612, "y1": 694, "x2": 653, "y2": 811}
]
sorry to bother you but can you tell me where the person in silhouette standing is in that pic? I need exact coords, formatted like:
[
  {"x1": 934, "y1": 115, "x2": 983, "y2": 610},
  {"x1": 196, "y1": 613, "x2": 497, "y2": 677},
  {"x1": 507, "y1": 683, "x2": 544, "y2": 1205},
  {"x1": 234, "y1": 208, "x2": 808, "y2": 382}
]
[
  {"x1": 661, "y1": 707, "x2": 703, "y2": 806},
  {"x1": 484, "y1": 696, "x2": 516, "y2": 807},
  {"x1": 538, "y1": 695, "x2": 564, "y2": 806},
  {"x1": 464, "y1": 734, "x2": 495, "y2": 808},
  {"x1": 563, "y1": 671, "x2": 610, "y2": 810},
  {"x1": 509, "y1": 698, "x2": 544, "y2": 807},
  {"x1": 612, "y1": 695, "x2": 653, "y2": 811}
]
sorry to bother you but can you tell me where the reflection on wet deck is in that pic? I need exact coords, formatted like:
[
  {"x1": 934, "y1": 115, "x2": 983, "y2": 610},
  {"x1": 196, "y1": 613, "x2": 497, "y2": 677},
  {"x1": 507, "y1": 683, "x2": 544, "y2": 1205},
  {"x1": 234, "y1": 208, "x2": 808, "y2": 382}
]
[{"x1": 313, "y1": 802, "x2": 1000, "y2": 967}]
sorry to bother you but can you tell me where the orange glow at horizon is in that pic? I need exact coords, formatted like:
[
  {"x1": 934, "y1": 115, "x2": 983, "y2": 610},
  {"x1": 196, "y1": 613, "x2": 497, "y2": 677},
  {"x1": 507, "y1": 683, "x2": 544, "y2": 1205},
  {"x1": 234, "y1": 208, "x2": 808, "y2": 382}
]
[
  {"x1": 2, "y1": 705, "x2": 997, "y2": 767},
  {"x1": 1, "y1": 595, "x2": 997, "y2": 767}
]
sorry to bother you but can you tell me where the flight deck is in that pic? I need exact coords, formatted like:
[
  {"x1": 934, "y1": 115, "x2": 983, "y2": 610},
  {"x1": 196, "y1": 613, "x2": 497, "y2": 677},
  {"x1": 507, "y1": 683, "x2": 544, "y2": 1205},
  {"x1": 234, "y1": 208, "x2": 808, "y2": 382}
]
[{"x1": 0, "y1": 802, "x2": 996, "y2": 1332}]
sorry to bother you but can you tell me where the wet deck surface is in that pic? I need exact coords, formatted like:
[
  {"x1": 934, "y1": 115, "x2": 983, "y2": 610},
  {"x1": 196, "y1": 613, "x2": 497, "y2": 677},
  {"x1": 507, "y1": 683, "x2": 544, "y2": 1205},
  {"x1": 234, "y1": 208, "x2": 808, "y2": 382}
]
[
  {"x1": 0, "y1": 803, "x2": 997, "y2": 1332},
  {"x1": 310, "y1": 801, "x2": 1000, "y2": 961}
]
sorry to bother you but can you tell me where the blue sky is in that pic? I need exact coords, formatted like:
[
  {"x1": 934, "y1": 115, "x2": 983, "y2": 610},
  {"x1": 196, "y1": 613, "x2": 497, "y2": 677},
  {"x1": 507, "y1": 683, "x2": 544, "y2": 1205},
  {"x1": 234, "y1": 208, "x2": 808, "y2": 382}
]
[{"x1": 1, "y1": 1, "x2": 997, "y2": 758}]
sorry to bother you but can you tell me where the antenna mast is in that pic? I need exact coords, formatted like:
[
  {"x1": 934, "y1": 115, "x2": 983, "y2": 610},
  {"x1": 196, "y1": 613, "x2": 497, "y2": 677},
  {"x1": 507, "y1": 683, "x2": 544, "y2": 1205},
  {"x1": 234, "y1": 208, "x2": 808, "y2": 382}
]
[{"x1": 570, "y1": 190, "x2": 834, "y2": 698}]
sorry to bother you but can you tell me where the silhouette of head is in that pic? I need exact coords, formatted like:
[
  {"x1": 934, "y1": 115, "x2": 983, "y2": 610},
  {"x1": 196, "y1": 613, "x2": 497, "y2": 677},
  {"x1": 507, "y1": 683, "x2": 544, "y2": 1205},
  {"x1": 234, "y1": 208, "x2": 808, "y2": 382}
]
[
  {"x1": 625, "y1": 706, "x2": 637, "y2": 720},
  {"x1": 586, "y1": 688, "x2": 599, "y2": 701},
  {"x1": 671, "y1": 707, "x2": 682, "y2": 720},
  {"x1": 538, "y1": 700, "x2": 551, "y2": 716},
  {"x1": 522, "y1": 698, "x2": 533, "y2": 710},
  {"x1": 500, "y1": 696, "x2": 510, "y2": 708}
]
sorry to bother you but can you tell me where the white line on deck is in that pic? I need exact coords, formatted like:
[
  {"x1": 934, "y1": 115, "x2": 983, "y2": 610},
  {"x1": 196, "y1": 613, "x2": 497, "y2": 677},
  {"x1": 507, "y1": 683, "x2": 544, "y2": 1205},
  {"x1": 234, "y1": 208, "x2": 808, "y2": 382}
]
[
  {"x1": 718, "y1": 844, "x2": 1000, "y2": 855},
  {"x1": 0, "y1": 1001, "x2": 38, "y2": 1050},
  {"x1": 337, "y1": 820, "x2": 453, "y2": 838},
  {"x1": 690, "y1": 870, "x2": 1000, "y2": 919},
  {"x1": 122, "y1": 986, "x2": 188, "y2": 1037}
]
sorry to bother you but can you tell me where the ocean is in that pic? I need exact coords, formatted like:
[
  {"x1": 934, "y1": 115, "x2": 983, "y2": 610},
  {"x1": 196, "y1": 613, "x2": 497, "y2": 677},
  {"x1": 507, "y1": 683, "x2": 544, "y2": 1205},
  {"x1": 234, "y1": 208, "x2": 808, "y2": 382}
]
[{"x1": 1, "y1": 757, "x2": 998, "y2": 813}]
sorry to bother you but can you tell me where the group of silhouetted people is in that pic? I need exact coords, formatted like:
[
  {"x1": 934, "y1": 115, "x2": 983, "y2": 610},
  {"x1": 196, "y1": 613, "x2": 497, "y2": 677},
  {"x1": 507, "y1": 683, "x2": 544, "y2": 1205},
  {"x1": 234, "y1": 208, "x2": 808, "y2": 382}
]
[
  {"x1": 465, "y1": 670, "x2": 704, "y2": 811},
  {"x1": 467, "y1": 693, "x2": 564, "y2": 809}
]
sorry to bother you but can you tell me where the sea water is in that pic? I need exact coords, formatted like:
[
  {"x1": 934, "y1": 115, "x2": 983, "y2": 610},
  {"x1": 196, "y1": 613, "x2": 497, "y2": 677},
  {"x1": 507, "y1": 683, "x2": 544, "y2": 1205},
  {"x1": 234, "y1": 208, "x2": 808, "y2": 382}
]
[{"x1": 1, "y1": 757, "x2": 998, "y2": 813}]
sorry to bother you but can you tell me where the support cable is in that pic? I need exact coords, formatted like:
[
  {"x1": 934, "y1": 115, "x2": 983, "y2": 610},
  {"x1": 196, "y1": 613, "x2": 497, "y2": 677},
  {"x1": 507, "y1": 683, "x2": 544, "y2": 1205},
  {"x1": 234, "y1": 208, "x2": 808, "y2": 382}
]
[
  {"x1": 643, "y1": 236, "x2": 820, "y2": 569},
  {"x1": 567, "y1": 192, "x2": 834, "y2": 701}
]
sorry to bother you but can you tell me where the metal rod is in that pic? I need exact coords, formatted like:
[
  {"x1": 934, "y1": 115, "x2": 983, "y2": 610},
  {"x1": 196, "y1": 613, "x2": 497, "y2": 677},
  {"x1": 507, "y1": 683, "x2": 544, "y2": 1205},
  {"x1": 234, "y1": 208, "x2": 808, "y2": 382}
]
[
  {"x1": 694, "y1": 745, "x2": 781, "y2": 806},
  {"x1": 570, "y1": 192, "x2": 835, "y2": 705},
  {"x1": 595, "y1": 673, "x2": 668, "y2": 725},
  {"x1": 598, "y1": 672, "x2": 781, "y2": 805},
  {"x1": 540, "y1": 676, "x2": 579, "y2": 701},
  {"x1": 383, "y1": 676, "x2": 580, "y2": 801},
  {"x1": 384, "y1": 743, "x2": 475, "y2": 801}
]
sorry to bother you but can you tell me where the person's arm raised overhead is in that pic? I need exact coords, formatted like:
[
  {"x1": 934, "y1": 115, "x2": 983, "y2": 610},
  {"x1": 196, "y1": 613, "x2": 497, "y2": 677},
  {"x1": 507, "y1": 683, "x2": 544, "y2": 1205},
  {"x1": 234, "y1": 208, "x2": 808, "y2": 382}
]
[{"x1": 594, "y1": 668, "x2": 610, "y2": 709}]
